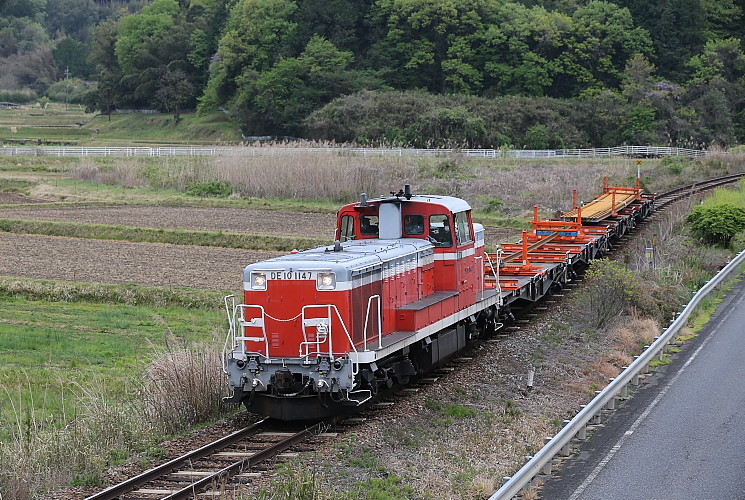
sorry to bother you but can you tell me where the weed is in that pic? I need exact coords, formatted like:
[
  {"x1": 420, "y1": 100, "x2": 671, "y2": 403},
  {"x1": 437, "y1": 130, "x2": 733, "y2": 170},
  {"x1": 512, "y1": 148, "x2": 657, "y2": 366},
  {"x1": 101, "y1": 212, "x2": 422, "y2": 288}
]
[
  {"x1": 675, "y1": 332, "x2": 699, "y2": 343},
  {"x1": 649, "y1": 354, "x2": 672, "y2": 367},
  {"x1": 0, "y1": 179, "x2": 35, "y2": 194},
  {"x1": 338, "y1": 437, "x2": 385, "y2": 472},
  {"x1": 444, "y1": 404, "x2": 478, "y2": 418},
  {"x1": 0, "y1": 218, "x2": 329, "y2": 251},
  {"x1": 255, "y1": 462, "x2": 322, "y2": 500},
  {"x1": 345, "y1": 475, "x2": 415, "y2": 500},
  {"x1": 186, "y1": 180, "x2": 233, "y2": 198}
]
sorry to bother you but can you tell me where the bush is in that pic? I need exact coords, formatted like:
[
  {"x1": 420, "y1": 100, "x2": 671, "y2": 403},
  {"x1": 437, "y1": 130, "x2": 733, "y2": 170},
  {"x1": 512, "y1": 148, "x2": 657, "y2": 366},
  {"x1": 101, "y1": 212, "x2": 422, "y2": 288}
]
[
  {"x1": 186, "y1": 180, "x2": 233, "y2": 197},
  {"x1": 304, "y1": 90, "x2": 592, "y2": 148},
  {"x1": 0, "y1": 89, "x2": 38, "y2": 103},
  {"x1": 45, "y1": 78, "x2": 88, "y2": 104},
  {"x1": 580, "y1": 259, "x2": 640, "y2": 328},
  {"x1": 686, "y1": 203, "x2": 745, "y2": 247}
]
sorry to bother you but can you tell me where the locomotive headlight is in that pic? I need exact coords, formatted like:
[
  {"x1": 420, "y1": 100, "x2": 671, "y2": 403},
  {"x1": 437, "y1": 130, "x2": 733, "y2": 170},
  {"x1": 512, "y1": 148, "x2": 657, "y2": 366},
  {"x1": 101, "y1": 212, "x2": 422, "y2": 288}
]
[
  {"x1": 316, "y1": 271, "x2": 336, "y2": 290},
  {"x1": 251, "y1": 272, "x2": 267, "y2": 290}
]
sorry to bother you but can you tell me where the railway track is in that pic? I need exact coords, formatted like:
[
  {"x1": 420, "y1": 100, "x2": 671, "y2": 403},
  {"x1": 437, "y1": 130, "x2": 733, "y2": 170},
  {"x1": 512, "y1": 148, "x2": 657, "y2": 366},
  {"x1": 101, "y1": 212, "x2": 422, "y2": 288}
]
[
  {"x1": 85, "y1": 418, "x2": 330, "y2": 500},
  {"x1": 653, "y1": 172, "x2": 745, "y2": 210}
]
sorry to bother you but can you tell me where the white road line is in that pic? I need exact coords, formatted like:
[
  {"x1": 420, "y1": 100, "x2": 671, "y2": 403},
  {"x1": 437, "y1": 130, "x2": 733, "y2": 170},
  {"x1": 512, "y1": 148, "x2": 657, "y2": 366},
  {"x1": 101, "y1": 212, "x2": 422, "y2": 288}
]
[{"x1": 567, "y1": 287, "x2": 745, "y2": 500}]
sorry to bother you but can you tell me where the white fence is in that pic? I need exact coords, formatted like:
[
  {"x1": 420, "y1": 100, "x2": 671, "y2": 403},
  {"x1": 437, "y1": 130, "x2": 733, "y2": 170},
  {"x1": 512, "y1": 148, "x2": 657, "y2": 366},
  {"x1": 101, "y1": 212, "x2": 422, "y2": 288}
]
[{"x1": 0, "y1": 145, "x2": 710, "y2": 159}]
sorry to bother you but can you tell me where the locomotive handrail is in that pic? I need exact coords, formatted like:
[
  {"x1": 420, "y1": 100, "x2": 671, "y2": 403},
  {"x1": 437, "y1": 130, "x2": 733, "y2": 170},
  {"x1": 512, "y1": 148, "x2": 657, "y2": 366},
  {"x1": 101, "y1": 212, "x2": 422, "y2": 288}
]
[
  {"x1": 301, "y1": 304, "x2": 360, "y2": 376},
  {"x1": 235, "y1": 304, "x2": 270, "y2": 356},
  {"x1": 362, "y1": 294, "x2": 382, "y2": 351},
  {"x1": 490, "y1": 247, "x2": 745, "y2": 500},
  {"x1": 484, "y1": 250, "x2": 502, "y2": 304},
  {"x1": 222, "y1": 295, "x2": 237, "y2": 374}
]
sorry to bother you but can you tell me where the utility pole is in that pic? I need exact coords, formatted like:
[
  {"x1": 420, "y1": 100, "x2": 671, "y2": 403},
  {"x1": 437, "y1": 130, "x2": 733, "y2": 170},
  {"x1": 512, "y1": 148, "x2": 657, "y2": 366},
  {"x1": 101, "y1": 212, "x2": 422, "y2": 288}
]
[{"x1": 64, "y1": 66, "x2": 71, "y2": 111}]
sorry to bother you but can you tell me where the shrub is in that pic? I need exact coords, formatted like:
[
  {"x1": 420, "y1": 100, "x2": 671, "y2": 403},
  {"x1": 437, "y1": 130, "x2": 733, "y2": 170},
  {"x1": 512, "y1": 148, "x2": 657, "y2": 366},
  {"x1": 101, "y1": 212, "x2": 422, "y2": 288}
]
[
  {"x1": 686, "y1": 203, "x2": 745, "y2": 247},
  {"x1": 0, "y1": 89, "x2": 38, "y2": 103},
  {"x1": 186, "y1": 180, "x2": 233, "y2": 198},
  {"x1": 45, "y1": 78, "x2": 88, "y2": 104},
  {"x1": 580, "y1": 259, "x2": 640, "y2": 328}
]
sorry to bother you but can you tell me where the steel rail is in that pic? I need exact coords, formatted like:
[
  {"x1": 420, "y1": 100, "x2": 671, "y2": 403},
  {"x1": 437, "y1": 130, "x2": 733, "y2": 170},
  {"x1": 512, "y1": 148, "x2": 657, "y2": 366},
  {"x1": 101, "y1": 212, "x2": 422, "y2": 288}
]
[
  {"x1": 161, "y1": 421, "x2": 326, "y2": 500},
  {"x1": 84, "y1": 417, "x2": 270, "y2": 500},
  {"x1": 490, "y1": 248, "x2": 745, "y2": 500},
  {"x1": 654, "y1": 173, "x2": 745, "y2": 210}
]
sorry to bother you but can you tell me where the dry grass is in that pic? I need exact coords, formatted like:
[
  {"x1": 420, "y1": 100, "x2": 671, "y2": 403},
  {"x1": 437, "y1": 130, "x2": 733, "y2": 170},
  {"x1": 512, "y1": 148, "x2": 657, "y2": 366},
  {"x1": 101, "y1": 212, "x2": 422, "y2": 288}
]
[
  {"x1": 66, "y1": 147, "x2": 745, "y2": 215},
  {"x1": 141, "y1": 334, "x2": 228, "y2": 434},
  {"x1": 0, "y1": 380, "x2": 155, "y2": 498},
  {"x1": 614, "y1": 316, "x2": 659, "y2": 353},
  {"x1": 0, "y1": 335, "x2": 229, "y2": 499}
]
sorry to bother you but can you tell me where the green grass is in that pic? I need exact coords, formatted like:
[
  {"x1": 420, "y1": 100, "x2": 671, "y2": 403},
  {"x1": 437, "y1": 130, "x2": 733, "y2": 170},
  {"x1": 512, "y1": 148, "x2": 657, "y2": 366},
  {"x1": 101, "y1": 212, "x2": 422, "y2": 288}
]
[
  {"x1": 0, "y1": 105, "x2": 242, "y2": 145},
  {"x1": 699, "y1": 179, "x2": 745, "y2": 209},
  {"x1": 0, "y1": 179, "x2": 35, "y2": 194},
  {"x1": 0, "y1": 294, "x2": 223, "y2": 439},
  {"x1": 0, "y1": 218, "x2": 330, "y2": 251},
  {"x1": 0, "y1": 276, "x2": 228, "y2": 308},
  {"x1": 82, "y1": 111, "x2": 243, "y2": 144}
]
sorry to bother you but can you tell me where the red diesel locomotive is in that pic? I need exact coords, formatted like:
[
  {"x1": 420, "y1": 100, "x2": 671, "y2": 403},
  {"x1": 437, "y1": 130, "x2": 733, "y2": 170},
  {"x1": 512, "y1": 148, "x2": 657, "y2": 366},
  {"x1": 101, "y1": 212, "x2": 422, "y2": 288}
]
[{"x1": 223, "y1": 184, "x2": 653, "y2": 420}]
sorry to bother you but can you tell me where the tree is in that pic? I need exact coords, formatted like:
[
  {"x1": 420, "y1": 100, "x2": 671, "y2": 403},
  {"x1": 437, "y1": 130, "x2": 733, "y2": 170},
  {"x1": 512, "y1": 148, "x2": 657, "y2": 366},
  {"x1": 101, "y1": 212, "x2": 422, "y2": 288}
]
[
  {"x1": 155, "y1": 69, "x2": 196, "y2": 119},
  {"x1": 199, "y1": 0, "x2": 298, "y2": 111},
  {"x1": 53, "y1": 37, "x2": 91, "y2": 78},
  {"x1": 372, "y1": 0, "x2": 498, "y2": 94},
  {"x1": 481, "y1": 4, "x2": 567, "y2": 96},
  {"x1": 232, "y1": 35, "x2": 379, "y2": 135},
  {"x1": 44, "y1": 0, "x2": 98, "y2": 41},
  {"x1": 614, "y1": 0, "x2": 706, "y2": 82},
  {"x1": 685, "y1": 38, "x2": 745, "y2": 145},
  {"x1": 115, "y1": 0, "x2": 180, "y2": 76},
  {"x1": 554, "y1": 1, "x2": 652, "y2": 96}
]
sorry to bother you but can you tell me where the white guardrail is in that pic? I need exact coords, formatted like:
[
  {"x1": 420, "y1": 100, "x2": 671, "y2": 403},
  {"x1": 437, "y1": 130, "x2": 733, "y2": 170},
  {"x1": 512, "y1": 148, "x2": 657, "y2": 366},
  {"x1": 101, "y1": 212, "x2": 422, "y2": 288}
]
[
  {"x1": 0, "y1": 145, "x2": 709, "y2": 159},
  {"x1": 490, "y1": 248, "x2": 745, "y2": 500}
]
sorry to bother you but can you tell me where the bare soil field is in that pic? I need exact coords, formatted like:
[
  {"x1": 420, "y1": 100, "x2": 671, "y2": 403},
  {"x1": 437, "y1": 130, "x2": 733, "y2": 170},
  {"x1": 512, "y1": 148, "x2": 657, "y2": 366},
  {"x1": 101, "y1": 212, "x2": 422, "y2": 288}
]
[
  {"x1": 0, "y1": 205, "x2": 339, "y2": 239},
  {"x1": 0, "y1": 205, "x2": 516, "y2": 292},
  {"x1": 0, "y1": 232, "x2": 279, "y2": 291},
  {"x1": 0, "y1": 192, "x2": 49, "y2": 204}
]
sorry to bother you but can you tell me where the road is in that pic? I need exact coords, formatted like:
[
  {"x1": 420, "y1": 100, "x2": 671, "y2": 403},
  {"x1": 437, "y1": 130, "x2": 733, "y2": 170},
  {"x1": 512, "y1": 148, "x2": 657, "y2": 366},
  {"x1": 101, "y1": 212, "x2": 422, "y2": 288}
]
[{"x1": 541, "y1": 278, "x2": 745, "y2": 500}]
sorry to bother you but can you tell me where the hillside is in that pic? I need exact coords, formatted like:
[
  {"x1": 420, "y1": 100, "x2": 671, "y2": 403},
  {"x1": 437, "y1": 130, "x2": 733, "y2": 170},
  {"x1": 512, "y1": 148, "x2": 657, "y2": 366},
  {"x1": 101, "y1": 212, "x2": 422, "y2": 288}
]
[{"x1": 1, "y1": 0, "x2": 745, "y2": 147}]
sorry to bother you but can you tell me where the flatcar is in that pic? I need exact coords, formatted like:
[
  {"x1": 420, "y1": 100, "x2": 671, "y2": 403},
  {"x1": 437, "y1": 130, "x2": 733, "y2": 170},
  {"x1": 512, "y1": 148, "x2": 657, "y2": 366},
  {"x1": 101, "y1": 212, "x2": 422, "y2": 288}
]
[{"x1": 223, "y1": 182, "x2": 654, "y2": 420}]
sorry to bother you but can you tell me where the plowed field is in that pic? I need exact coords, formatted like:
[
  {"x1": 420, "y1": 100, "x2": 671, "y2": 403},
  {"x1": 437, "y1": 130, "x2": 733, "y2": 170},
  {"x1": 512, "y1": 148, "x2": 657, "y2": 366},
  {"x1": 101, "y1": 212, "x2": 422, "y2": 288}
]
[
  {"x1": 0, "y1": 204, "x2": 514, "y2": 289},
  {"x1": 0, "y1": 205, "x2": 338, "y2": 238},
  {"x1": 0, "y1": 232, "x2": 278, "y2": 290}
]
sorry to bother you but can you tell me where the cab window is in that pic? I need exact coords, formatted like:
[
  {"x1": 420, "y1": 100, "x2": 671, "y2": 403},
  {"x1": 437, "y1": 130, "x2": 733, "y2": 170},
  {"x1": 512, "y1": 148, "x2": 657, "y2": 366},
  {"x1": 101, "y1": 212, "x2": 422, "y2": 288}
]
[
  {"x1": 404, "y1": 214, "x2": 425, "y2": 235},
  {"x1": 360, "y1": 215, "x2": 379, "y2": 236},
  {"x1": 454, "y1": 211, "x2": 473, "y2": 245},
  {"x1": 340, "y1": 214, "x2": 355, "y2": 241},
  {"x1": 429, "y1": 214, "x2": 452, "y2": 247}
]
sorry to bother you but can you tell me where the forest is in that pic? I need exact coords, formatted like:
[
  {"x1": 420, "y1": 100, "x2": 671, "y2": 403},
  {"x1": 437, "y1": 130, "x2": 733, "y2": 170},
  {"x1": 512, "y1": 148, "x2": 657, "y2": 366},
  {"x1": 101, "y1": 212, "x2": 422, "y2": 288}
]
[{"x1": 2, "y1": 0, "x2": 745, "y2": 148}]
